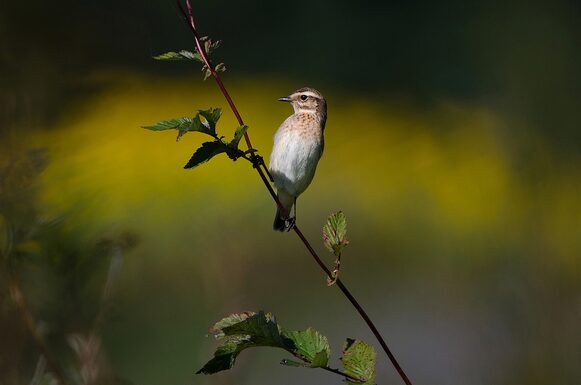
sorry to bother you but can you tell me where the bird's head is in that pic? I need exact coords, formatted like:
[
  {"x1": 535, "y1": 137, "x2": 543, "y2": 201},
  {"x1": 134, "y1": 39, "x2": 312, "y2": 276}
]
[{"x1": 278, "y1": 87, "x2": 326, "y2": 116}]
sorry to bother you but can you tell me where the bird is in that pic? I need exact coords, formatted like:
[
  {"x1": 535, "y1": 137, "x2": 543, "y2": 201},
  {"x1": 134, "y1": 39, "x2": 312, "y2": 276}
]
[{"x1": 269, "y1": 87, "x2": 327, "y2": 232}]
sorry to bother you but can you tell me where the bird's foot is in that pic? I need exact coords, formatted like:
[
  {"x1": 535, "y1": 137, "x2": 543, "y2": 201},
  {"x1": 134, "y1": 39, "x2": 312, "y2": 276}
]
[
  {"x1": 247, "y1": 151, "x2": 262, "y2": 169},
  {"x1": 247, "y1": 152, "x2": 274, "y2": 182},
  {"x1": 284, "y1": 217, "x2": 296, "y2": 232}
]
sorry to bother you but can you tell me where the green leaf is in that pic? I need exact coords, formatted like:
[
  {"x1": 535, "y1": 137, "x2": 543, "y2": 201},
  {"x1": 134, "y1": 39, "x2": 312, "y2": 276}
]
[
  {"x1": 220, "y1": 311, "x2": 285, "y2": 346},
  {"x1": 143, "y1": 109, "x2": 221, "y2": 140},
  {"x1": 210, "y1": 311, "x2": 256, "y2": 338},
  {"x1": 323, "y1": 211, "x2": 349, "y2": 256},
  {"x1": 223, "y1": 125, "x2": 248, "y2": 161},
  {"x1": 196, "y1": 335, "x2": 252, "y2": 375},
  {"x1": 282, "y1": 328, "x2": 330, "y2": 368},
  {"x1": 153, "y1": 51, "x2": 182, "y2": 61},
  {"x1": 142, "y1": 117, "x2": 193, "y2": 131},
  {"x1": 198, "y1": 311, "x2": 338, "y2": 376},
  {"x1": 229, "y1": 125, "x2": 248, "y2": 149},
  {"x1": 197, "y1": 108, "x2": 222, "y2": 134},
  {"x1": 177, "y1": 50, "x2": 202, "y2": 61},
  {"x1": 153, "y1": 50, "x2": 202, "y2": 62},
  {"x1": 197, "y1": 311, "x2": 289, "y2": 375},
  {"x1": 184, "y1": 141, "x2": 227, "y2": 169},
  {"x1": 341, "y1": 339, "x2": 377, "y2": 385},
  {"x1": 142, "y1": 117, "x2": 200, "y2": 142}
]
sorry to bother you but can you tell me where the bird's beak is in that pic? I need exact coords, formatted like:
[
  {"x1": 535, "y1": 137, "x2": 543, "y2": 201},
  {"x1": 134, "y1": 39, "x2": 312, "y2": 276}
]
[{"x1": 278, "y1": 96, "x2": 292, "y2": 102}]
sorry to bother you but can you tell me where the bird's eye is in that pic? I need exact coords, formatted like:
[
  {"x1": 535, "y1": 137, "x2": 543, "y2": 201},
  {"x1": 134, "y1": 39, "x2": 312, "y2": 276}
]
[{"x1": 300, "y1": 95, "x2": 308, "y2": 101}]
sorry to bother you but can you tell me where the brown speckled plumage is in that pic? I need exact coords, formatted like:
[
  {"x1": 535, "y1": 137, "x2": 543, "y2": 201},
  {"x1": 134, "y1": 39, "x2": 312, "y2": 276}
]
[{"x1": 268, "y1": 87, "x2": 327, "y2": 231}]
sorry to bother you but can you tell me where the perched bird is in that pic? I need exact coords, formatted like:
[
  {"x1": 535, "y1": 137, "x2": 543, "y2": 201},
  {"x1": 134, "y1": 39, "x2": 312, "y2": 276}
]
[{"x1": 269, "y1": 87, "x2": 327, "y2": 231}]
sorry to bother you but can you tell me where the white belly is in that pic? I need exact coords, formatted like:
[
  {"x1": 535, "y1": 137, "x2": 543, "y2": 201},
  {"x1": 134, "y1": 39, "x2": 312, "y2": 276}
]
[{"x1": 269, "y1": 129, "x2": 322, "y2": 197}]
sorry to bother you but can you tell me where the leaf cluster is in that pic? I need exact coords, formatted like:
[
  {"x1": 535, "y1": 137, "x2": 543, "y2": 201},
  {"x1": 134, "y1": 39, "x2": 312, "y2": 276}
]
[
  {"x1": 142, "y1": 108, "x2": 249, "y2": 169},
  {"x1": 153, "y1": 37, "x2": 225, "y2": 80},
  {"x1": 198, "y1": 311, "x2": 376, "y2": 384}
]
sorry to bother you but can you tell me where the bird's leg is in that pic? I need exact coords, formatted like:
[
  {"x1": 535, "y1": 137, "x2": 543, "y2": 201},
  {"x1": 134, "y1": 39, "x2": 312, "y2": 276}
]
[
  {"x1": 247, "y1": 150, "x2": 262, "y2": 169},
  {"x1": 284, "y1": 217, "x2": 296, "y2": 232},
  {"x1": 284, "y1": 198, "x2": 297, "y2": 232}
]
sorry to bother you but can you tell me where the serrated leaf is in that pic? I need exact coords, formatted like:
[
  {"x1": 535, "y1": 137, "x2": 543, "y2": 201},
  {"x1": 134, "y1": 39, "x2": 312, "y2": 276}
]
[
  {"x1": 323, "y1": 211, "x2": 349, "y2": 256},
  {"x1": 196, "y1": 336, "x2": 252, "y2": 374},
  {"x1": 198, "y1": 311, "x2": 338, "y2": 376},
  {"x1": 210, "y1": 311, "x2": 256, "y2": 338},
  {"x1": 184, "y1": 141, "x2": 227, "y2": 169},
  {"x1": 282, "y1": 328, "x2": 330, "y2": 368},
  {"x1": 197, "y1": 311, "x2": 289, "y2": 375},
  {"x1": 220, "y1": 311, "x2": 285, "y2": 346},
  {"x1": 177, "y1": 50, "x2": 202, "y2": 62},
  {"x1": 229, "y1": 125, "x2": 248, "y2": 149},
  {"x1": 341, "y1": 339, "x2": 377, "y2": 385},
  {"x1": 153, "y1": 50, "x2": 202, "y2": 62},
  {"x1": 142, "y1": 117, "x2": 193, "y2": 131},
  {"x1": 143, "y1": 109, "x2": 221, "y2": 140},
  {"x1": 153, "y1": 51, "x2": 183, "y2": 61}
]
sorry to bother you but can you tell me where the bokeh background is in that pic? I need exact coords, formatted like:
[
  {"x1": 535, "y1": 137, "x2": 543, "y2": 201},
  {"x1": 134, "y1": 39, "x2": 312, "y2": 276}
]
[{"x1": 1, "y1": 1, "x2": 580, "y2": 384}]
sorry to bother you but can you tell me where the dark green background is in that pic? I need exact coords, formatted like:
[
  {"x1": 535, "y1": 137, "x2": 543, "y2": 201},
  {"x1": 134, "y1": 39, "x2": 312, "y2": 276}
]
[{"x1": 3, "y1": 0, "x2": 580, "y2": 148}]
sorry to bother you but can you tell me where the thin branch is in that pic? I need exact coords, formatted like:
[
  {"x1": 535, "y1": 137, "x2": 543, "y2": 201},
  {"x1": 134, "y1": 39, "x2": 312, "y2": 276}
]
[
  {"x1": 294, "y1": 226, "x2": 412, "y2": 385},
  {"x1": 322, "y1": 366, "x2": 365, "y2": 383},
  {"x1": 176, "y1": 2, "x2": 413, "y2": 384}
]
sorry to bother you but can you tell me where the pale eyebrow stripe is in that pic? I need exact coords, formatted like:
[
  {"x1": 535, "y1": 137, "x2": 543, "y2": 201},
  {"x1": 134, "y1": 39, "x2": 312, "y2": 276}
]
[{"x1": 292, "y1": 91, "x2": 320, "y2": 98}]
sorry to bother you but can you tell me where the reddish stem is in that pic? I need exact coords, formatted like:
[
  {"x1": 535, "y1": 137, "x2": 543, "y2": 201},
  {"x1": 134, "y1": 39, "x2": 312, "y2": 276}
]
[{"x1": 177, "y1": 0, "x2": 251, "y2": 149}]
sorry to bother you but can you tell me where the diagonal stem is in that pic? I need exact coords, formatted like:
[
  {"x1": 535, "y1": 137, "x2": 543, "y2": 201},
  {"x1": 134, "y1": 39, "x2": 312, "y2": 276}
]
[
  {"x1": 176, "y1": 2, "x2": 413, "y2": 384},
  {"x1": 176, "y1": 0, "x2": 249, "y2": 146},
  {"x1": 176, "y1": 0, "x2": 274, "y2": 182},
  {"x1": 322, "y1": 366, "x2": 365, "y2": 383}
]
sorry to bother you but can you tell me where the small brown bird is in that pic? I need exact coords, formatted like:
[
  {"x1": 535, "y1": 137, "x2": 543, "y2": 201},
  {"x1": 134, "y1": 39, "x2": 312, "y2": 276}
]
[{"x1": 269, "y1": 87, "x2": 327, "y2": 231}]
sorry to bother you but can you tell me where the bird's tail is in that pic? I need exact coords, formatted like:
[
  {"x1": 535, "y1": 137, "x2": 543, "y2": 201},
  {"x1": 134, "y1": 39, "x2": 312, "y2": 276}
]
[
  {"x1": 273, "y1": 190, "x2": 295, "y2": 232},
  {"x1": 273, "y1": 207, "x2": 286, "y2": 232}
]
